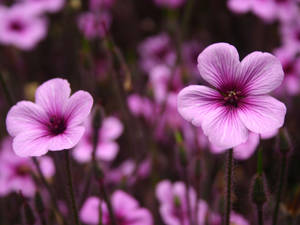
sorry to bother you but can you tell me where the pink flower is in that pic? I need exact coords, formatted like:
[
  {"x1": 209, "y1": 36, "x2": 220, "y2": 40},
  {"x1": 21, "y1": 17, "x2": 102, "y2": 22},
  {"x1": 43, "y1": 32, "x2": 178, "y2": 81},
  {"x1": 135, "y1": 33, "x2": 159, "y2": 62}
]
[
  {"x1": 0, "y1": 137, "x2": 55, "y2": 197},
  {"x1": 6, "y1": 78, "x2": 93, "y2": 157},
  {"x1": 280, "y1": 16, "x2": 300, "y2": 53},
  {"x1": 153, "y1": 0, "x2": 186, "y2": 9},
  {"x1": 230, "y1": 212, "x2": 249, "y2": 225},
  {"x1": 273, "y1": 46, "x2": 300, "y2": 96},
  {"x1": 80, "y1": 190, "x2": 153, "y2": 225},
  {"x1": 127, "y1": 94, "x2": 155, "y2": 121},
  {"x1": 73, "y1": 116, "x2": 123, "y2": 163},
  {"x1": 228, "y1": 0, "x2": 298, "y2": 22},
  {"x1": 78, "y1": 11, "x2": 111, "y2": 40},
  {"x1": 0, "y1": 4, "x2": 47, "y2": 50},
  {"x1": 178, "y1": 43, "x2": 286, "y2": 149},
  {"x1": 138, "y1": 33, "x2": 176, "y2": 72},
  {"x1": 156, "y1": 180, "x2": 210, "y2": 225},
  {"x1": 22, "y1": 0, "x2": 65, "y2": 13}
]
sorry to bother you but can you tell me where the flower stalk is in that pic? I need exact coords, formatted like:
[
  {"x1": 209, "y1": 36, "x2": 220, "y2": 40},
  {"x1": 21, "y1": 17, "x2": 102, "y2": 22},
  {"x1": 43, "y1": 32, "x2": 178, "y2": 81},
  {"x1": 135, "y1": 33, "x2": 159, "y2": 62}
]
[{"x1": 225, "y1": 148, "x2": 233, "y2": 225}]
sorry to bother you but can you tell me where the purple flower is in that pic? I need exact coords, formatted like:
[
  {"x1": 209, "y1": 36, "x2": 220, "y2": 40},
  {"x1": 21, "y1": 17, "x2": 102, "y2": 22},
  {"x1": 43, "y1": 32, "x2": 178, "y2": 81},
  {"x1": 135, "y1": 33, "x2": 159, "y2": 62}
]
[
  {"x1": 230, "y1": 212, "x2": 249, "y2": 225},
  {"x1": 178, "y1": 43, "x2": 286, "y2": 149},
  {"x1": 273, "y1": 46, "x2": 300, "y2": 96},
  {"x1": 228, "y1": 0, "x2": 298, "y2": 22},
  {"x1": 153, "y1": 0, "x2": 186, "y2": 9},
  {"x1": 80, "y1": 190, "x2": 153, "y2": 225},
  {"x1": 156, "y1": 180, "x2": 210, "y2": 225},
  {"x1": 280, "y1": 16, "x2": 300, "y2": 53},
  {"x1": 0, "y1": 4, "x2": 47, "y2": 50},
  {"x1": 78, "y1": 11, "x2": 111, "y2": 40},
  {"x1": 138, "y1": 33, "x2": 176, "y2": 72},
  {"x1": 0, "y1": 137, "x2": 55, "y2": 197},
  {"x1": 127, "y1": 94, "x2": 155, "y2": 121},
  {"x1": 22, "y1": 0, "x2": 65, "y2": 13},
  {"x1": 6, "y1": 78, "x2": 93, "y2": 157},
  {"x1": 73, "y1": 116, "x2": 123, "y2": 163}
]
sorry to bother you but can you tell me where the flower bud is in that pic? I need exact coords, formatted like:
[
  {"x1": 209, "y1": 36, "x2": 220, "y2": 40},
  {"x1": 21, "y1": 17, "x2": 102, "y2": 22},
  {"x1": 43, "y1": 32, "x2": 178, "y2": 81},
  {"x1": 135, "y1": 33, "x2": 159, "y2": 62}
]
[{"x1": 251, "y1": 174, "x2": 267, "y2": 206}]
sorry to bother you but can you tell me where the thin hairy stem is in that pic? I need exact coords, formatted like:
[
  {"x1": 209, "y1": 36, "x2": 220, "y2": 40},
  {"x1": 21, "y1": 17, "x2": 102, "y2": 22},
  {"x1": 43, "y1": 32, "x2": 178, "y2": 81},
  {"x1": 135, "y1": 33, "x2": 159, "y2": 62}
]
[{"x1": 225, "y1": 149, "x2": 233, "y2": 225}]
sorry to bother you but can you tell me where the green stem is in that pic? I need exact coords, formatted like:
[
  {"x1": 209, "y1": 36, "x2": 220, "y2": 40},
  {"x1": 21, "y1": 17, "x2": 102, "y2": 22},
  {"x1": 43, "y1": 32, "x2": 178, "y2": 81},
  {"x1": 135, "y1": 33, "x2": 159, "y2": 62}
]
[
  {"x1": 272, "y1": 153, "x2": 287, "y2": 225},
  {"x1": 64, "y1": 151, "x2": 81, "y2": 225},
  {"x1": 225, "y1": 149, "x2": 233, "y2": 225},
  {"x1": 257, "y1": 205, "x2": 264, "y2": 225}
]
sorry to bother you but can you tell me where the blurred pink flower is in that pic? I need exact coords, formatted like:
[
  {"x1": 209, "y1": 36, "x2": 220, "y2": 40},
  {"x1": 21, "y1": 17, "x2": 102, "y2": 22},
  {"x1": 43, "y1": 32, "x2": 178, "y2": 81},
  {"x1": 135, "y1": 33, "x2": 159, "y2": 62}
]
[
  {"x1": 89, "y1": 0, "x2": 115, "y2": 10},
  {"x1": 22, "y1": 0, "x2": 65, "y2": 13},
  {"x1": 6, "y1": 78, "x2": 93, "y2": 157},
  {"x1": 178, "y1": 43, "x2": 286, "y2": 149},
  {"x1": 230, "y1": 212, "x2": 249, "y2": 225},
  {"x1": 73, "y1": 116, "x2": 123, "y2": 163},
  {"x1": 0, "y1": 137, "x2": 55, "y2": 197},
  {"x1": 138, "y1": 33, "x2": 176, "y2": 72},
  {"x1": 78, "y1": 11, "x2": 111, "y2": 40},
  {"x1": 80, "y1": 190, "x2": 153, "y2": 225},
  {"x1": 153, "y1": 0, "x2": 186, "y2": 9},
  {"x1": 280, "y1": 16, "x2": 300, "y2": 53},
  {"x1": 228, "y1": 0, "x2": 298, "y2": 22},
  {"x1": 127, "y1": 94, "x2": 155, "y2": 121},
  {"x1": 0, "y1": 4, "x2": 47, "y2": 50},
  {"x1": 273, "y1": 46, "x2": 300, "y2": 96},
  {"x1": 156, "y1": 180, "x2": 210, "y2": 225}
]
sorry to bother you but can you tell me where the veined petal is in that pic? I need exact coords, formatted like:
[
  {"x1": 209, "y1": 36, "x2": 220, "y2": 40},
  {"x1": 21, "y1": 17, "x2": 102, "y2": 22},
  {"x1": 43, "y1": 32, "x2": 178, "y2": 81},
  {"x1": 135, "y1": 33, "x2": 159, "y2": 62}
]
[
  {"x1": 177, "y1": 85, "x2": 222, "y2": 127},
  {"x1": 233, "y1": 132, "x2": 259, "y2": 160},
  {"x1": 48, "y1": 126, "x2": 85, "y2": 151},
  {"x1": 6, "y1": 101, "x2": 47, "y2": 137},
  {"x1": 202, "y1": 107, "x2": 248, "y2": 149},
  {"x1": 35, "y1": 78, "x2": 71, "y2": 116},
  {"x1": 64, "y1": 91, "x2": 93, "y2": 127},
  {"x1": 238, "y1": 95, "x2": 286, "y2": 134},
  {"x1": 239, "y1": 52, "x2": 284, "y2": 95},
  {"x1": 197, "y1": 43, "x2": 240, "y2": 89},
  {"x1": 12, "y1": 130, "x2": 50, "y2": 157}
]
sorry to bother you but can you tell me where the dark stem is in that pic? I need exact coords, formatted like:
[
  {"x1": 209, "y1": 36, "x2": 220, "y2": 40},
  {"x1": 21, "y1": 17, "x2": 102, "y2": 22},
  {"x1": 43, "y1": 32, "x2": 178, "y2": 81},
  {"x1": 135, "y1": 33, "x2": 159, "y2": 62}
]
[
  {"x1": 98, "y1": 179, "x2": 118, "y2": 225},
  {"x1": 257, "y1": 205, "x2": 264, "y2": 225},
  {"x1": 225, "y1": 149, "x2": 233, "y2": 225},
  {"x1": 183, "y1": 166, "x2": 194, "y2": 225},
  {"x1": 0, "y1": 72, "x2": 14, "y2": 105},
  {"x1": 272, "y1": 153, "x2": 287, "y2": 225},
  {"x1": 64, "y1": 151, "x2": 81, "y2": 225},
  {"x1": 32, "y1": 158, "x2": 66, "y2": 225}
]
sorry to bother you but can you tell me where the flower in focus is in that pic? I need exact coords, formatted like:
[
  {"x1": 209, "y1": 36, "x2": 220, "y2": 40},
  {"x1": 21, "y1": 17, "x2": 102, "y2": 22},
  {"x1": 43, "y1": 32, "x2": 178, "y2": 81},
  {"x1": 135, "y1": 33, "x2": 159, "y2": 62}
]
[
  {"x1": 73, "y1": 116, "x2": 123, "y2": 163},
  {"x1": 178, "y1": 43, "x2": 286, "y2": 149},
  {"x1": 78, "y1": 11, "x2": 111, "y2": 40},
  {"x1": 156, "y1": 180, "x2": 218, "y2": 225},
  {"x1": 153, "y1": 0, "x2": 186, "y2": 9},
  {"x1": 138, "y1": 33, "x2": 176, "y2": 72},
  {"x1": 0, "y1": 137, "x2": 55, "y2": 197},
  {"x1": 6, "y1": 78, "x2": 93, "y2": 157},
  {"x1": 80, "y1": 190, "x2": 153, "y2": 225},
  {"x1": 22, "y1": 0, "x2": 65, "y2": 13},
  {"x1": 228, "y1": 0, "x2": 298, "y2": 22},
  {"x1": 0, "y1": 4, "x2": 47, "y2": 50}
]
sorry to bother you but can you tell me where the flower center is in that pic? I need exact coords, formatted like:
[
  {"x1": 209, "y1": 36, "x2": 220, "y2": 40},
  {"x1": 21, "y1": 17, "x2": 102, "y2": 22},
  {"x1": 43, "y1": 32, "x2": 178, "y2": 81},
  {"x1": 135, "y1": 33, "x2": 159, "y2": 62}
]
[
  {"x1": 9, "y1": 20, "x2": 24, "y2": 32},
  {"x1": 224, "y1": 90, "x2": 241, "y2": 107},
  {"x1": 15, "y1": 164, "x2": 31, "y2": 177},
  {"x1": 48, "y1": 116, "x2": 66, "y2": 135}
]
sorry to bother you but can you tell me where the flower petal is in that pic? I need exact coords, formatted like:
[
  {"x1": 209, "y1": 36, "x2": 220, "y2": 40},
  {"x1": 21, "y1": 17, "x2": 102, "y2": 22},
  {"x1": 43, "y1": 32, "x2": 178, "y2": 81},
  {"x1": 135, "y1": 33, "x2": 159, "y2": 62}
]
[
  {"x1": 202, "y1": 107, "x2": 248, "y2": 149},
  {"x1": 6, "y1": 101, "x2": 47, "y2": 137},
  {"x1": 239, "y1": 52, "x2": 284, "y2": 95},
  {"x1": 100, "y1": 117, "x2": 123, "y2": 141},
  {"x1": 233, "y1": 132, "x2": 259, "y2": 160},
  {"x1": 156, "y1": 180, "x2": 173, "y2": 204},
  {"x1": 112, "y1": 190, "x2": 138, "y2": 212},
  {"x1": 177, "y1": 85, "x2": 222, "y2": 127},
  {"x1": 12, "y1": 130, "x2": 50, "y2": 157},
  {"x1": 197, "y1": 43, "x2": 240, "y2": 89},
  {"x1": 48, "y1": 126, "x2": 85, "y2": 151},
  {"x1": 72, "y1": 140, "x2": 92, "y2": 163},
  {"x1": 35, "y1": 78, "x2": 71, "y2": 116},
  {"x1": 96, "y1": 142, "x2": 119, "y2": 161},
  {"x1": 238, "y1": 95, "x2": 286, "y2": 134},
  {"x1": 64, "y1": 91, "x2": 93, "y2": 126}
]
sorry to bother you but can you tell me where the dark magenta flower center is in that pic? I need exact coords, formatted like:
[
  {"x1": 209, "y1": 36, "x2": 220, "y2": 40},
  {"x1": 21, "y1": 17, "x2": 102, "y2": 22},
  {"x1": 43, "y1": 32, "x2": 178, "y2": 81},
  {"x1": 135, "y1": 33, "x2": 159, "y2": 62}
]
[
  {"x1": 15, "y1": 164, "x2": 31, "y2": 177},
  {"x1": 9, "y1": 20, "x2": 24, "y2": 32},
  {"x1": 223, "y1": 90, "x2": 242, "y2": 107},
  {"x1": 283, "y1": 61, "x2": 294, "y2": 75},
  {"x1": 48, "y1": 116, "x2": 66, "y2": 135}
]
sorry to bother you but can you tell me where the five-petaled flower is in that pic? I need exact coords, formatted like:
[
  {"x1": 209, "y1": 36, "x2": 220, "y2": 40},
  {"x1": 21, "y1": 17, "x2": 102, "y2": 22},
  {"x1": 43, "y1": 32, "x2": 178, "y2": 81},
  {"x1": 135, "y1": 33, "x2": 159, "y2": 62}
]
[
  {"x1": 6, "y1": 78, "x2": 93, "y2": 157},
  {"x1": 177, "y1": 43, "x2": 286, "y2": 149}
]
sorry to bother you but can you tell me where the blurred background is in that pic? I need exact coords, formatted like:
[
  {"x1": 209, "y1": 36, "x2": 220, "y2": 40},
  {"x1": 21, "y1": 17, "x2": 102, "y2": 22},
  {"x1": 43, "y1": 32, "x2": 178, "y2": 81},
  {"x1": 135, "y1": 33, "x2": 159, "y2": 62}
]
[{"x1": 0, "y1": 0, "x2": 300, "y2": 225}]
